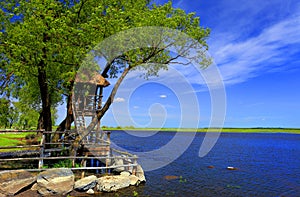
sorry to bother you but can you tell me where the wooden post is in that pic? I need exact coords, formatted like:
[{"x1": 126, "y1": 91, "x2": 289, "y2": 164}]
[
  {"x1": 124, "y1": 155, "x2": 127, "y2": 172},
  {"x1": 106, "y1": 131, "x2": 111, "y2": 144},
  {"x1": 38, "y1": 132, "x2": 45, "y2": 169},
  {"x1": 72, "y1": 135, "x2": 80, "y2": 167},
  {"x1": 81, "y1": 152, "x2": 88, "y2": 178},
  {"x1": 105, "y1": 131, "x2": 111, "y2": 174},
  {"x1": 98, "y1": 86, "x2": 104, "y2": 140},
  {"x1": 132, "y1": 155, "x2": 138, "y2": 175},
  {"x1": 96, "y1": 119, "x2": 100, "y2": 143},
  {"x1": 105, "y1": 146, "x2": 110, "y2": 174}
]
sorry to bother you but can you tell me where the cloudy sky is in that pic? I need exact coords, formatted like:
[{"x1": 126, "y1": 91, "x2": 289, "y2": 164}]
[
  {"x1": 59, "y1": 0, "x2": 300, "y2": 128},
  {"x1": 196, "y1": 0, "x2": 300, "y2": 128}
]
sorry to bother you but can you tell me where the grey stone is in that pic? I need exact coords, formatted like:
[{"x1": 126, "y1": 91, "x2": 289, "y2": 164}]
[
  {"x1": 129, "y1": 175, "x2": 140, "y2": 186},
  {"x1": 120, "y1": 171, "x2": 131, "y2": 177},
  {"x1": 0, "y1": 170, "x2": 36, "y2": 195},
  {"x1": 74, "y1": 175, "x2": 97, "y2": 191},
  {"x1": 37, "y1": 168, "x2": 74, "y2": 195},
  {"x1": 113, "y1": 158, "x2": 125, "y2": 172},
  {"x1": 97, "y1": 175, "x2": 131, "y2": 192},
  {"x1": 135, "y1": 165, "x2": 146, "y2": 182},
  {"x1": 86, "y1": 188, "x2": 95, "y2": 194}
]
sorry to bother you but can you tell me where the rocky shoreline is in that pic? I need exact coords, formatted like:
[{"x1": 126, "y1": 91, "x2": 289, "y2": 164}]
[{"x1": 0, "y1": 166, "x2": 145, "y2": 196}]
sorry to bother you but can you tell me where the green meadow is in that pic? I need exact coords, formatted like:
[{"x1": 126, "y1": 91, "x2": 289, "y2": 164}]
[{"x1": 0, "y1": 132, "x2": 36, "y2": 152}]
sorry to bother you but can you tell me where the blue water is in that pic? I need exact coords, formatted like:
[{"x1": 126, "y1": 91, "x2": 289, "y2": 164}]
[{"x1": 100, "y1": 131, "x2": 300, "y2": 197}]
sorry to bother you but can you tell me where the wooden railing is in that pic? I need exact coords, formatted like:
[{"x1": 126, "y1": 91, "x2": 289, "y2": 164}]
[{"x1": 0, "y1": 130, "x2": 138, "y2": 174}]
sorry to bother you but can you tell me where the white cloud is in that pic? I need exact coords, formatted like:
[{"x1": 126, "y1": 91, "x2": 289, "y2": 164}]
[
  {"x1": 114, "y1": 97, "x2": 125, "y2": 103},
  {"x1": 212, "y1": 12, "x2": 300, "y2": 85},
  {"x1": 159, "y1": 95, "x2": 167, "y2": 98},
  {"x1": 103, "y1": 4, "x2": 300, "y2": 93}
]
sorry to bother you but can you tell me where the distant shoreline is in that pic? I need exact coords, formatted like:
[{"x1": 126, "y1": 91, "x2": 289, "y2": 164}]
[
  {"x1": 102, "y1": 127, "x2": 300, "y2": 134},
  {"x1": 1, "y1": 127, "x2": 299, "y2": 134}
]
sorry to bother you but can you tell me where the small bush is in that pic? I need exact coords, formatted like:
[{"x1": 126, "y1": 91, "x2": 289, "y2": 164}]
[
  {"x1": 26, "y1": 139, "x2": 39, "y2": 145},
  {"x1": 25, "y1": 134, "x2": 36, "y2": 140}
]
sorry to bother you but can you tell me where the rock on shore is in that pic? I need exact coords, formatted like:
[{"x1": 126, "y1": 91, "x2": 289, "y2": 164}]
[
  {"x1": 0, "y1": 165, "x2": 146, "y2": 196},
  {"x1": 0, "y1": 170, "x2": 36, "y2": 196},
  {"x1": 36, "y1": 168, "x2": 74, "y2": 195},
  {"x1": 74, "y1": 175, "x2": 98, "y2": 191}
]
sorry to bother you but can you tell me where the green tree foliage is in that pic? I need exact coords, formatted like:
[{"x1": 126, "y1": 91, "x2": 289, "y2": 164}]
[
  {"x1": 0, "y1": 99, "x2": 41, "y2": 129},
  {"x1": 13, "y1": 102, "x2": 40, "y2": 129},
  {"x1": 1, "y1": 0, "x2": 210, "y2": 145},
  {"x1": 0, "y1": 98, "x2": 20, "y2": 128}
]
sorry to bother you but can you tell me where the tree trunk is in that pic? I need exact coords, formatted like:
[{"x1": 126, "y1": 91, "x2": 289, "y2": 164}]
[
  {"x1": 37, "y1": 64, "x2": 52, "y2": 143},
  {"x1": 37, "y1": 31, "x2": 52, "y2": 143},
  {"x1": 52, "y1": 91, "x2": 74, "y2": 143}
]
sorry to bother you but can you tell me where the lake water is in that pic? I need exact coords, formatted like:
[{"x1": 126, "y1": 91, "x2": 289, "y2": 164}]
[{"x1": 97, "y1": 131, "x2": 300, "y2": 197}]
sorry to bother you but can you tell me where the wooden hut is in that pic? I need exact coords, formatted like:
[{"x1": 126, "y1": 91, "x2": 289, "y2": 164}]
[
  {"x1": 73, "y1": 71, "x2": 110, "y2": 141},
  {"x1": 74, "y1": 71, "x2": 109, "y2": 114}
]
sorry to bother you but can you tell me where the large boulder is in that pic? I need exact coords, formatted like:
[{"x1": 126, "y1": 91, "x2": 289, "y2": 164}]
[
  {"x1": 74, "y1": 175, "x2": 98, "y2": 191},
  {"x1": 97, "y1": 175, "x2": 131, "y2": 192},
  {"x1": 36, "y1": 168, "x2": 74, "y2": 195},
  {"x1": 119, "y1": 171, "x2": 140, "y2": 186},
  {"x1": 0, "y1": 170, "x2": 36, "y2": 196}
]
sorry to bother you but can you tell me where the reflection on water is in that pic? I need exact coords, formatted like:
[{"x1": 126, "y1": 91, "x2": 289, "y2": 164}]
[{"x1": 95, "y1": 131, "x2": 300, "y2": 197}]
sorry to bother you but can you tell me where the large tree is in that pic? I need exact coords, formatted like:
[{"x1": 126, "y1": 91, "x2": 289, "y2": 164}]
[{"x1": 1, "y1": 0, "x2": 210, "y2": 144}]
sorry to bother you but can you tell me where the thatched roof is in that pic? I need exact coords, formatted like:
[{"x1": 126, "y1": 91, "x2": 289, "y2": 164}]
[{"x1": 76, "y1": 71, "x2": 110, "y2": 87}]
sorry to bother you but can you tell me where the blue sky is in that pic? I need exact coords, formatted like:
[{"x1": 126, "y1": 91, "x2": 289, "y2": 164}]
[{"x1": 58, "y1": 0, "x2": 300, "y2": 128}]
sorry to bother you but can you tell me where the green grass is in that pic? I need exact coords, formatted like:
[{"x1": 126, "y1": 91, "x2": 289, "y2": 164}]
[
  {"x1": 0, "y1": 136, "x2": 21, "y2": 146},
  {"x1": 0, "y1": 133, "x2": 35, "y2": 138},
  {"x1": 216, "y1": 128, "x2": 300, "y2": 134},
  {"x1": 0, "y1": 132, "x2": 37, "y2": 152}
]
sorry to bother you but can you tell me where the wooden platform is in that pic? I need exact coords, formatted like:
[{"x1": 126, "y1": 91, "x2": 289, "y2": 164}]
[{"x1": 83, "y1": 145, "x2": 111, "y2": 156}]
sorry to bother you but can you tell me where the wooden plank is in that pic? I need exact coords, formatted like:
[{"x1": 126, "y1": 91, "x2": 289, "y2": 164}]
[
  {"x1": 84, "y1": 145, "x2": 110, "y2": 148},
  {"x1": 111, "y1": 148, "x2": 135, "y2": 157},
  {"x1": 1, "y1": 155, "x2": 138, "y2": 161},
  {"x1": 3, "y1": 164, "x2": 139, "y2": 172},
  {"x1": 44, "y1": 142, "x2": 71, "y2": 145},
  {"x1": 69, "y1": 164, "x2": 138, "y2": 171},
  {"x1": 42, "y1": 131, "x2": 73, "y2": 134},
  {"x1": 0, "y1": 130, "x2": 44, "y2": 133},
  {"x1": 44, "y1": 148, "x2": 65, "y2": 152},
  {"x1": 0, "y1": 145, "x2": 41, "y2": 149},
  {"x1": 84, "y1": 146, "x2": 110, "y2": 151}
]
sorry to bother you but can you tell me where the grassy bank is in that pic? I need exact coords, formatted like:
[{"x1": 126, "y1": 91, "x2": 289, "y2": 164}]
[
  {"x1": 103, "y1": 127, "x2": 300, "y2": 134},
  {"x1": 0, "y1": 132, "x2": 37, "y2": 152}
]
